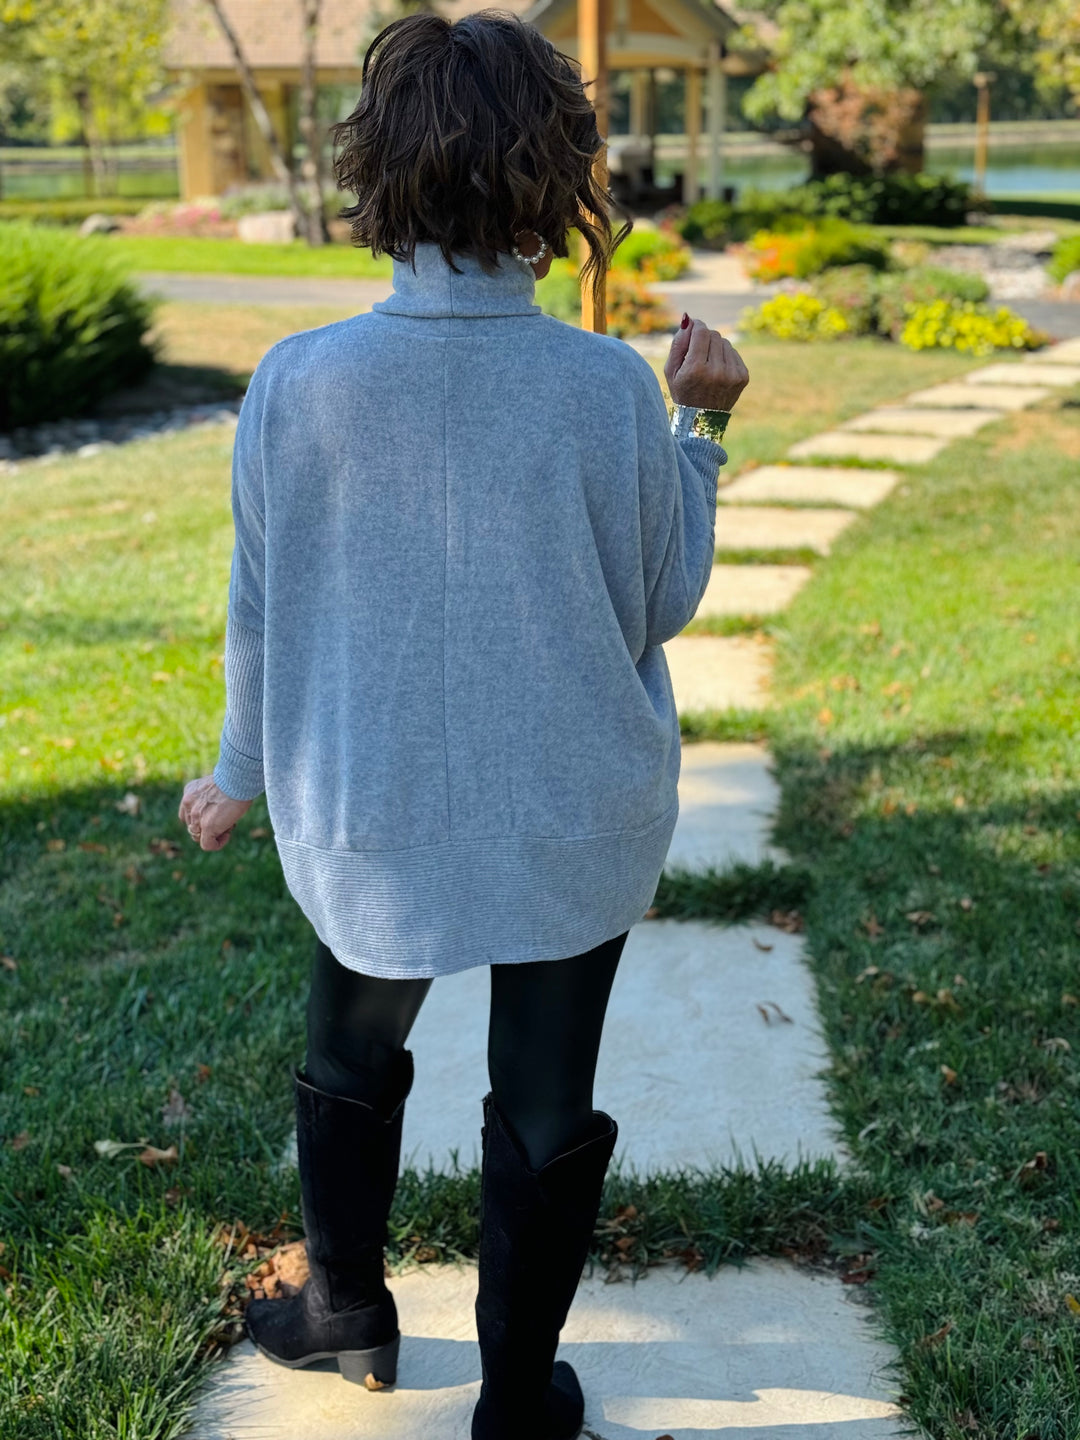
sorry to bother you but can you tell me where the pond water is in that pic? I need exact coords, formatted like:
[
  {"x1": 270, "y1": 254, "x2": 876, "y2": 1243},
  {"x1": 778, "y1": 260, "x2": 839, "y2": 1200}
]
[
  {"x1": 4, "y1": 141, "x2": 1079, "y2": 204},
  {"x1": 664, "y1": 142, "x2": 1080, "y2": 197}
]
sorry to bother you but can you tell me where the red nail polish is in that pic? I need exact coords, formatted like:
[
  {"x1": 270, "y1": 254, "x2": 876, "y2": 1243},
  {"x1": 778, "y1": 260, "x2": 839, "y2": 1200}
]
[{"x1": 680, "y1": 313, "x2": 690, "y2": 329}]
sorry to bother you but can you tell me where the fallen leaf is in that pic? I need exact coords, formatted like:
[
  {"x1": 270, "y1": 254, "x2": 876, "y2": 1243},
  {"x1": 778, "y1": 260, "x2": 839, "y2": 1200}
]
[
  {"x1": 249, "y1": 827, "x2": 270, "y2": 839},
  {"x1": 149, "y1": 837, "x2": 181, "y2": 858},
  {"x1": 78, "y1": 841, "x2": 108, "y2": 854},
  {"x1": 1067, "y1": 1294, "x2": 1080, "y2": 1316},
  {"x1": 905, "y1": 909, "x2": 937, "y2": 928},
  {"x1": 138, "y1": 1144, "x2": 178, "y2": 1167},
  {"x1": 817, "y1": 707, "x2": 833, "y2": 726},
  {"x1": 45, "y1": 838, "x2": 66, "y2": 852},
  {"x1": 959, "y1": 897, "x2": 974, "y2": 911},
  {"x1": 195, "y1": 1063, "x2": 212, "y2": 1083},
  {"x1": 862, "y1": 913, "x2": 884, "y2": 938},
  {"x1": 22, "y1": 1086, "x2": 38, "y2": 1097},
  {"x1": 752, "y1": 937, "x2": 773, "y2": 952},
  {"x1": 769, "y1": 909, "x2": 804, "y2": 933},
  {"x1": 94, "y1": 1139, "x2": 143, "y2": 1159},
  {"x1": 9, "y1": 1131, "x2": 30, "y2": 1151},
  {"x1": 1016, "y1": 1151, "x2": 1050, "y2": 1185},
  {"x1": 1062, "y1": 993, "x2": 1079, "y2": 1008},
  {"x1": 762, "y1": 999, "x2": 794, "y2": 1024},
  {"x1": 922, "y1": 1320, "x2": 954, "y2": 1346},
  {"x1": 643, "y1": 906, "x2": 659, "y2": 919},
  {"x1": 115, "y1": 791, "x2": 141, "y2": 816},
  {"x1": 941, "y1": 1065, "x2": 958, "y2": 1085},
  {"x1": 162, "y1": 1088, "x2": 193, "y2": 1128},
  {"x1": 1041, "y1": 1037, "x2": 1071, "y2": 1053},
  {"x1": 0, "y1": 956, "x2": 16, "y2": 971},
  {"x1": 56, "y1": 1164, "x2": 73, "y2": 1180}
]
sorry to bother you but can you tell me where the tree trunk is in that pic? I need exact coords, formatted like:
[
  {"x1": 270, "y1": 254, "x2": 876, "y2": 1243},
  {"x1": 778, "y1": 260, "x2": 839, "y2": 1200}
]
[
  {"x1": 297, "y1": 0, "x2": 327, "y2": 245},
  {"x1": 202, "y1": 0, "x2": 305, "y2": 233},
  {"x1": 74, "y1": 87, "x2": 109, "y2": 198},
  {"x1": 806, "y1": 81, "x2": 928, "y2": 177}
]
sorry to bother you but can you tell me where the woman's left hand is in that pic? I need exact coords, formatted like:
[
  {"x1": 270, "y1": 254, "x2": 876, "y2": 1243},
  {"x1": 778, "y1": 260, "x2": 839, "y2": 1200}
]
[{"x1": 178, "y1": 776, "x2": 253, "y2": 851}]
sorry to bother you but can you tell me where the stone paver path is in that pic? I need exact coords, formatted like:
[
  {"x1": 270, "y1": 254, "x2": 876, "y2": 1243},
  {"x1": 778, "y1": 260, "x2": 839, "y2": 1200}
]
[
  {"x1": 970, "y1": 361, "x2": 1080, "y2": 387},
  {"x1": 788, "y1": 431, "x2": 949, "y2": 464},
  {"x1": 719, "y1": 464, "x2": 899, "y2": 508},
  {"x1": 187, "y1": 1261, "x2": 901, "y2": 1440},
  {"x1": 716, "y1": 504, "x2": 856, "y2": 554},
  {"x1": 663, "y1": 635, "x2": 771, "y2": 713},
  {"x1": 697, "y1": 562, "x2": 812, "y2": 616},
  {"x1": 184, "y1": 254, "x2": 1080, "y2": 1440},
  {"x1": 840, "y1": 407, "x2": 1005, "y2": 437},
  {"x1": 902, "y1": 381, "x2": 1050, "y2": 410}
]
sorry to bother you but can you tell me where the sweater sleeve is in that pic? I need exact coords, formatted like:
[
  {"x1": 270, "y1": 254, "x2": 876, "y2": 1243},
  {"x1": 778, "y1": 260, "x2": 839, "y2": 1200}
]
[
  {"x1": 635, "y1": 366, "x2": 727, "y2": 648},
  {"x1": 212, "y1": 368, "x2": 268, "y2": 802}
]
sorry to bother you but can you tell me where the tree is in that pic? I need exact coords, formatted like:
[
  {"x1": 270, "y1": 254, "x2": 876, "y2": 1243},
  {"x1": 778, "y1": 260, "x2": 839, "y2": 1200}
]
[
  {"x1": 1005, "y1": 0, "x2": 1080, "y2": 111},
  {"x1": 0, "y1": 0, "x2": 168, "y2": 194},
  {"x1": 202, "y1": 0, "x2": 327, "y2": 245},
  {"x1": 741, "y1": 0, "x2": 1033, "y2": 176}
]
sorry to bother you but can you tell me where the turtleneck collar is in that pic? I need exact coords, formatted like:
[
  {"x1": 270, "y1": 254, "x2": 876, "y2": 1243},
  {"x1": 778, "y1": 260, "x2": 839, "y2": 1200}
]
[{"x1": 371, "y1": 241, "x2": 543, "y2": 319}]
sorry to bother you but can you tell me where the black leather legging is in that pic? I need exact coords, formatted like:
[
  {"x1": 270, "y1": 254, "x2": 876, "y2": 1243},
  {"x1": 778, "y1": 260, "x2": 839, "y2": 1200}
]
[{"x1": 304, "y1": 931, "x2": 627, "y2": 1171}]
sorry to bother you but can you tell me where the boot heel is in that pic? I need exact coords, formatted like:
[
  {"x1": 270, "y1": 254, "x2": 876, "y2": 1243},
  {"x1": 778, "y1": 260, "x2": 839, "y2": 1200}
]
[{"x1": 338, "y1": 1331, "x2": 400, "y2": 1389}]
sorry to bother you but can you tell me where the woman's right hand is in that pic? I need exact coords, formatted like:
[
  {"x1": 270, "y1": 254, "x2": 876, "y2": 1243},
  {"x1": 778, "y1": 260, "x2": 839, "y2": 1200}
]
[{"x1": 665, "y1": 314, "x2": 749, "y2": 413}]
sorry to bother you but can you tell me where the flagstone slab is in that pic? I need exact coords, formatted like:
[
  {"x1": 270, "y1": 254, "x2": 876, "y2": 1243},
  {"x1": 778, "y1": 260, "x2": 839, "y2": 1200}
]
[
  {"x1": 697, "y1": 562, "x2": 812, "y2": 617},
  {"x1": 1039, "y1": 338, "x2": 1080, "y2": 364},
  {"x1": 279, "y1": 918, "x2": 842, "y2": 1178},
  {"x1": 840, "y1": 407, "x2": 1005, "y2": 438},
  {"x1": 967, "y1": 362, "x2": 1080, "y2": 386},
  {"x1": 664, "y1": 635, "x2": 772, "y2": 713},
  {"x1": 666, "y1": 741, "x2": 782, "y2": 872},
  {"x1": 787, "y1": 432, "x2": 947, "y2": 465},
  {"x1": 718, "y1": 464, "x2": 899, "y2": 508},
  {"x1": 184, "y1": 1259, "x2": 903, "y2": 1440},
  {"x1": 715, "y1": 504, "x2": 856, "y2": 554},
  {"x1": 902, "y1": 382, "x2": 1050, "y2": 410}
]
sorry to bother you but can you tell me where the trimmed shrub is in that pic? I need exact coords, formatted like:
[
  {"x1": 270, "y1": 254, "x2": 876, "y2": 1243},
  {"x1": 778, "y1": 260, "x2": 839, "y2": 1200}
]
[
  {"x1": 611, "y1": 228, "x2": 691, "y2": 281},
  {"x1": 874, "y1": 266, "x2": 989, "y2": 338},
  {"x1": 0, "y1": 223, "x2": 156, "y2": 430},
  {"x1": 744, "y1": 220, "x2": 891, "y2": 281},
  {"x1": 0, "y1": 197, "x2": 148, "y2": 226},
  {"x1": 792, "y1": 172, "x2": 972, "y2": 226},
  {"x1": 672, "y1": 173, "x2": 973, "y2": 250},
  {"x1": 607, "y1": 271, "x2": 673, "y2": 337},
  {"x1": 807, "y1": 265, "x2": 879, "y2": 336},
  {"x1": 900, "y1": 300, "x2": 1044, "y2": 356},
  {"x1": 534, "y1": 259, "x2": 672, "y2": 337},
  {"x1": 740, "y1": 293, "x2": 850, "y2": 342},
  {"x1": 1048, "y1": 234, "x2": 1080, "y2": 286}
]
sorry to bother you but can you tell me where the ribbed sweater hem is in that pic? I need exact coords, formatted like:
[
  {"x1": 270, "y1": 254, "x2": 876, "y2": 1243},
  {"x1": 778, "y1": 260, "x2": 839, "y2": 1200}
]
[{"x1": 274, "y1": 801, "x2": 679, "y2": 978}]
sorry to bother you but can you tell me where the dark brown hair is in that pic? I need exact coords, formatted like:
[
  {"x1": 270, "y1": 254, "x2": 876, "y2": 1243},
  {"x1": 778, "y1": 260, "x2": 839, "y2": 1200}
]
[{"x1": 331, "y1": 9, "x2": 629, "y2": 306}]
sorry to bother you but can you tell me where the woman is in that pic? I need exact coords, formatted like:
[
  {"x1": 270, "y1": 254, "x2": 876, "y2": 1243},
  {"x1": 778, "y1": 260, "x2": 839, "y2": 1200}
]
[{"x1": 178, "y1": 10, "x2": 748, "y2": 1440}]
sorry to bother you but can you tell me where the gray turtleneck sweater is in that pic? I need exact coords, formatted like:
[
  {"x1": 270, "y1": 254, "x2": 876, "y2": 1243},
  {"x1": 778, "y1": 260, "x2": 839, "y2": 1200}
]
[{"x1": 213, "y1": 243, "x2": 726, "y2": 978}]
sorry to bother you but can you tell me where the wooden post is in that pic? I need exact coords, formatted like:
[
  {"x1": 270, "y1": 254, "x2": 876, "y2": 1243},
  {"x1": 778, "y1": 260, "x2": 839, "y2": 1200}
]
[
  {"x1": 682, "y1": 65, "x2": 701, "y2": 205},
  {"x1": 706, "y1": 43, "x2": 726, "y2": 201},
  {"x1": 973, "y1": 71, "x2": 994, "y2": 197},
  {"x1": 578, "y1": 0, "x2": 609, "y2": 334}
]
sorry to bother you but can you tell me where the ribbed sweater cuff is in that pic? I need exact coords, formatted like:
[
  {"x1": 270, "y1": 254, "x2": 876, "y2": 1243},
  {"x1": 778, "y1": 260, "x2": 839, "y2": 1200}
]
[
  {"x1": 213, "y1": 615, "x2": 265, "y2": 801},
  {"x1": 679, "y1": 434, "x2": 727, "y2": 507}
]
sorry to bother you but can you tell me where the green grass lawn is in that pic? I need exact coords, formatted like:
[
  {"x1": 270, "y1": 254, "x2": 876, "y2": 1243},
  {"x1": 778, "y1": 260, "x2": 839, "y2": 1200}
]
[
  {"x1": 766, "y1": 392, "x2": 1080, "y2": 1435},
  {"x1": 2, "y1": 336, "x2": 1077, "y2": 1435},
  {"x1": 110, "y1": 235, "x2": 394, "y2": 279}
]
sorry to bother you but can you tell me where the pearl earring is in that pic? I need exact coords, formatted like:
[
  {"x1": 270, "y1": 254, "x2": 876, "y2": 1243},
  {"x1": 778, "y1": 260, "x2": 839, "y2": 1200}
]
[{"x1": 511, "y1": 234, "x2": 549, "y2": 268}]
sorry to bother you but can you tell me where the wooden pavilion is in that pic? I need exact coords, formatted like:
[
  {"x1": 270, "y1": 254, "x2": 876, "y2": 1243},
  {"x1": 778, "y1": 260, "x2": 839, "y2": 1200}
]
[{"x1": 165, "y1": 0, "x2": 756, "y2": 204}]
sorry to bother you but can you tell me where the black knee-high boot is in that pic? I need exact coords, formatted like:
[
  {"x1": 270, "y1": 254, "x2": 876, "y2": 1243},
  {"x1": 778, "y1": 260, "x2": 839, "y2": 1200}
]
[
  {"x1": 471, "y1": 1092, "x2": 618, "y2": 1440},
  {"x1": 245, "y1": 1049, "x2": 413, "y2": 1387}
]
